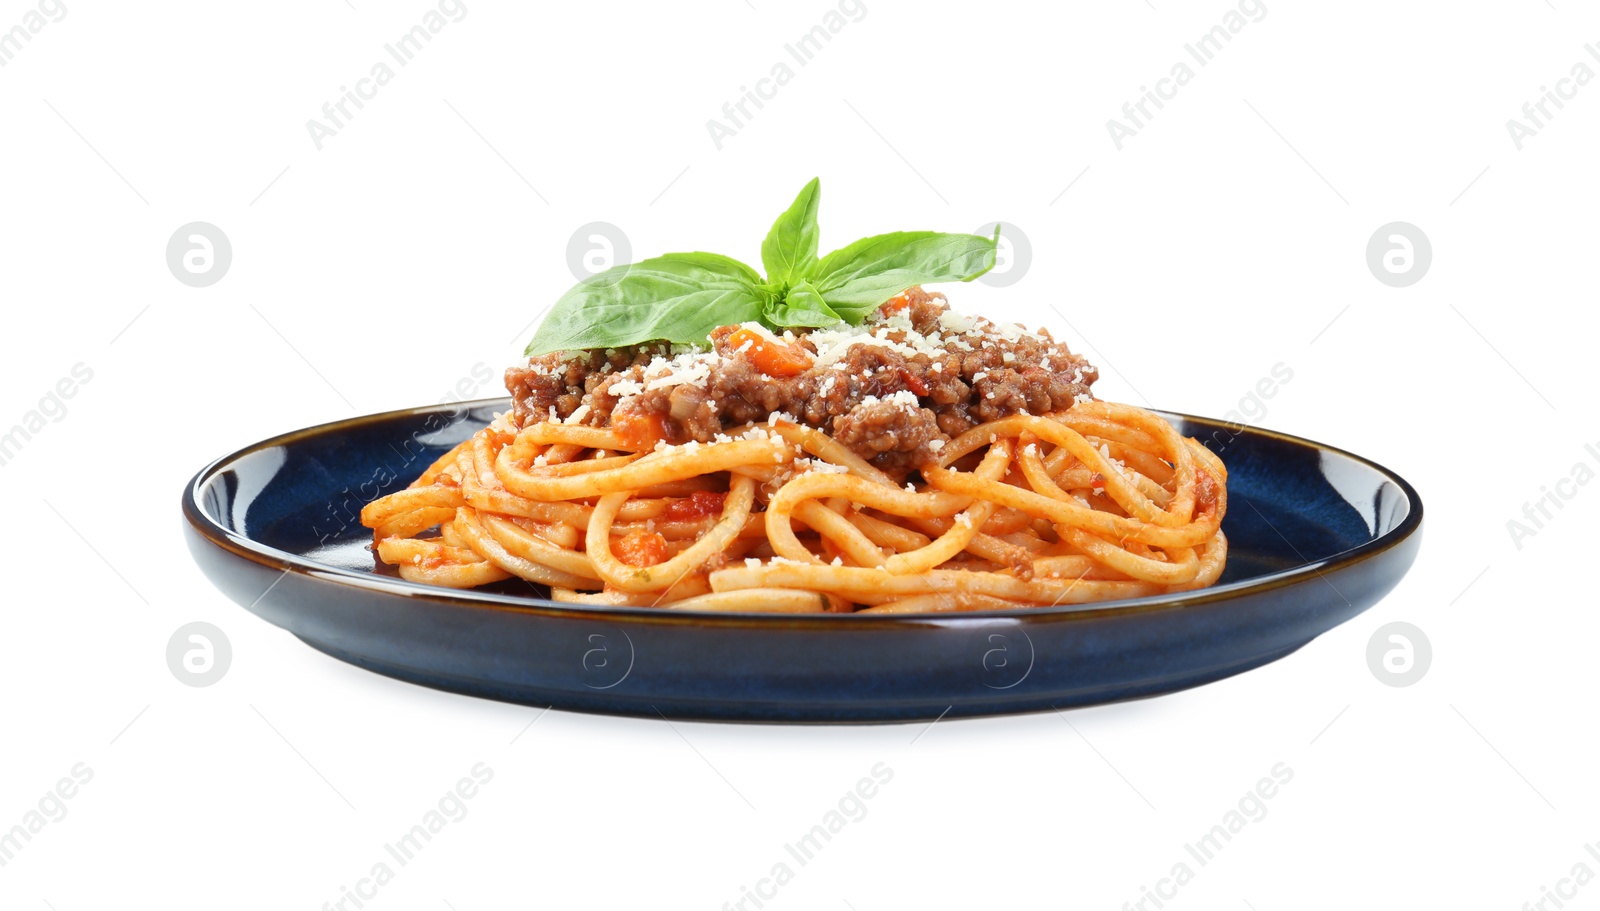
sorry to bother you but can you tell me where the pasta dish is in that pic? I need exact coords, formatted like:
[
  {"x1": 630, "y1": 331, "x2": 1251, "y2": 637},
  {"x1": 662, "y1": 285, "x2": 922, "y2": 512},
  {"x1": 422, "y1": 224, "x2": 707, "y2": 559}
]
[{"x1": 360, "y1": 181, "x2": 1226, "y2": 613}]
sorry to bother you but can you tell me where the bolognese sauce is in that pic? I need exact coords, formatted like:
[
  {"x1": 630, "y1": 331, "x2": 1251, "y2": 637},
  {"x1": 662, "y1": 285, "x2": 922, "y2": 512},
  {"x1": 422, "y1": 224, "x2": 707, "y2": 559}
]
[{"x1": 505, "y1": 287, "x2": 1099, "y2": 473}]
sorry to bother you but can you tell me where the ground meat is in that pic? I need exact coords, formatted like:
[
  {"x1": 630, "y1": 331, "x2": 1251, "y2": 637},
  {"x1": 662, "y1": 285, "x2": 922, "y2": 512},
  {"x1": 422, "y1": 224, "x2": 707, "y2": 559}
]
[
  {"x1": 505, "y1": 345, "x2": 665, "y2": 428},
  {"x1": 832, "y1": 403, "x2": 943, "y2": 474},
  {"x1": 503, "y1": 287, "x2": 1098, "y2": 471}
]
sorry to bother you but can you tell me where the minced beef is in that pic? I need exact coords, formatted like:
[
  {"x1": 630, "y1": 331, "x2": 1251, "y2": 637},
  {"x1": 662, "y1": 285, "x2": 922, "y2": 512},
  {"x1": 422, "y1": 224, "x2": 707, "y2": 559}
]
[{"x1": 504, "y1": 287, "x2": 1098, "y2": 472}]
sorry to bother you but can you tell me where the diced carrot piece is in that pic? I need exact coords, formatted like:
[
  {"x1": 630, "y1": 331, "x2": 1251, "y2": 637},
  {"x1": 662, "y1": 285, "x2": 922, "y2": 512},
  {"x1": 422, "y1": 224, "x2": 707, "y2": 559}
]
[
  {"x1": 726, "y1": 327, "x2": 812, "y2": 378},
  {"x1": 612, "y1": 409, "x2": 669, "y2": 450},
  {"x1": 615, "y1": 529, "x2": 669, "y2": 567},
  {"x1": 879, "y1": 289, "x2": 915, "y2": 315}
]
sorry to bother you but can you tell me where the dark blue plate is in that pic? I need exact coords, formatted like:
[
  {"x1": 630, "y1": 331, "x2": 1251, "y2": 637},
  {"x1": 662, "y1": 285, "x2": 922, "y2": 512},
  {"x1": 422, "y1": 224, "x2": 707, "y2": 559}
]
[{"x1": 182, "y1": 399, "x2": 1422, "y2": 722}]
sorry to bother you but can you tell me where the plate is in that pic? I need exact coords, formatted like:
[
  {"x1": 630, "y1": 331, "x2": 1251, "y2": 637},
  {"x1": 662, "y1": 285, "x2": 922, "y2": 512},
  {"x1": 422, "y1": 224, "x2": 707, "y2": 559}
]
[{"x1": 182, "y1": 399, "x2": 1422, "y2": 722}]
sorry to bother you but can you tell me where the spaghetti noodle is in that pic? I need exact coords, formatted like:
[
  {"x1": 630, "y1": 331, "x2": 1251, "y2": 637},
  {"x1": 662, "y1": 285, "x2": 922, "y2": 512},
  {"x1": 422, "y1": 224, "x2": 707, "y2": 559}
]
[{"x1": 362, "y1": 293, "x2": 1227, "y2": 613}]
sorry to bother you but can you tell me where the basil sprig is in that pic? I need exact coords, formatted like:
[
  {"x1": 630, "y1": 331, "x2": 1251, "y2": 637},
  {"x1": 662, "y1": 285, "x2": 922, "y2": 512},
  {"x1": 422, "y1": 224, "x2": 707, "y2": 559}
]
[{"x1": 525, "y1": 178, "x2": 1000, "y2": 355}]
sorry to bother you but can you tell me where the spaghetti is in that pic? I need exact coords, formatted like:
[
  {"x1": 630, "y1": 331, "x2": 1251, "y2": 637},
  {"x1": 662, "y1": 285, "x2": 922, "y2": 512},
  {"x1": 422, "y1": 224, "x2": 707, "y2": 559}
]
[{"x1": 362, "y1": 314, "x2": 1229, "y2": 613}]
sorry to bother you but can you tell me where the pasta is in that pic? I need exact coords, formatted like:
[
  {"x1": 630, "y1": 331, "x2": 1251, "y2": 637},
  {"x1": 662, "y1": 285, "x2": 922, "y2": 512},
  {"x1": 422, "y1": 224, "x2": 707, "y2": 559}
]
[{"x1": 361, "y1": 397, "x2": 1227, "y2": 614}]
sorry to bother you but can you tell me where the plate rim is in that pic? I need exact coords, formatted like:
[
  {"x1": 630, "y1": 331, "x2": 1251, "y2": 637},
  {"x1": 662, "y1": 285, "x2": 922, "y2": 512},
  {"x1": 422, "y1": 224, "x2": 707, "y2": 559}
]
[{"x1": 182, "y1": 396, "x2": 1424, "y2": 626}]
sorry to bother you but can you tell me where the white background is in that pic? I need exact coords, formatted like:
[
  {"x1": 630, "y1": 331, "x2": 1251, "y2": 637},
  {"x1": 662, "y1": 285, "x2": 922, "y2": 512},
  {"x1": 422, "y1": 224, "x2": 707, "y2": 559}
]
[{"x1": 2, "y1": 0, "x2": 1596, "y2": 908}]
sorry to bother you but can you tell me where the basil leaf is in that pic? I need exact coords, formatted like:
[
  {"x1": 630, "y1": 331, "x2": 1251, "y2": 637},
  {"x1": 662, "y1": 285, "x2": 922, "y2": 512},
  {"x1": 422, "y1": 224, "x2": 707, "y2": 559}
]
[
  {"x1": 813, "y1": 227, "x2": 1000, "y2": 319},
  {"x1": 762, "y1": 280, "x2": 841, "y2": 329},
  {"x1": 521, "y1": 181, "x2": 1008, "y2": 352},
  {"x1": 525, "y1": 252, "x2": 765, "y2": 355},
  {"x1": 759, "y1": 177, "x2": 821, "y2": 287}
]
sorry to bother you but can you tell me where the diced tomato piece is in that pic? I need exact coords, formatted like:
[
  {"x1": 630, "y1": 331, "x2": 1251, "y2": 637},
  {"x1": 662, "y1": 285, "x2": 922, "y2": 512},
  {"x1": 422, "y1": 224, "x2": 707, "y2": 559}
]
[
  {"x1": 726, "y1": 327, "x2": 813, "y2": 378},
  {"x1": 662, "y1": 490, "x2": 727, "y2": 521},
  {"x1": 615, "y1": 529, "x2": 669, "y2": 567},
  {"x1": 897, "y1": 367, "x2": 929, "y2": 396}
]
